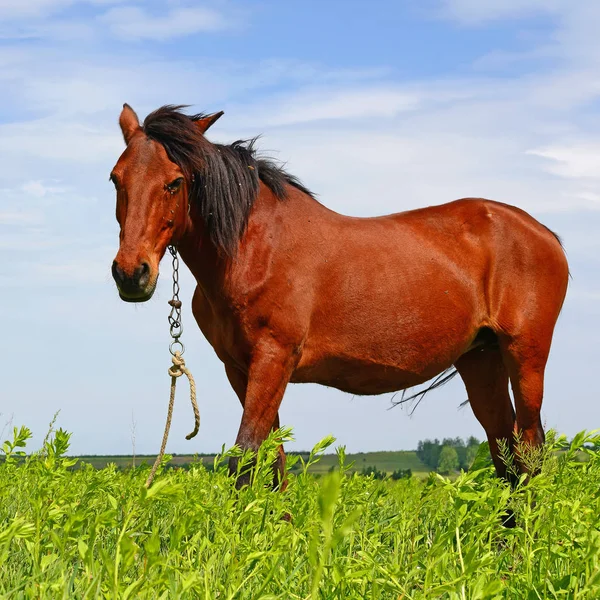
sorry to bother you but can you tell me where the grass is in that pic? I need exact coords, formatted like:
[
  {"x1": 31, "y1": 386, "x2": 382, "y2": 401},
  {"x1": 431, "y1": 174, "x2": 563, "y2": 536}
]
[
  {"x1": 1, "y1": 426, "x2": 600, "y2": 598},
  {"x1": 75, "y1": 449, "x2": 428, "y2": 476}
]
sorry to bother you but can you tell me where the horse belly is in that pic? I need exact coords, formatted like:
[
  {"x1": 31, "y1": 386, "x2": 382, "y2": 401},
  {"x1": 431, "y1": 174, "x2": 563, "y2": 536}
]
[
  {"x1": 292, "y1": 307, "x2": 477, "y2": 395},
  {"x1": 291, "y1": 356, "x2": 437, "y2": 395}
]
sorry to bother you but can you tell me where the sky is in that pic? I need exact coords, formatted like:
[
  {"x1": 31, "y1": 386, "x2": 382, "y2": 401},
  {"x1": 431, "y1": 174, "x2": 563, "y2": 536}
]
[{"x1": 0, "y1": 0, "x2": 599, "y2": 456}]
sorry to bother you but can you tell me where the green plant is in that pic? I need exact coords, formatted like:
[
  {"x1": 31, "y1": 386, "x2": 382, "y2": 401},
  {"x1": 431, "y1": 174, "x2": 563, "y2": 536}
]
[{"x1": 1, "y1": 426, "x2": 599, "y2": 598}]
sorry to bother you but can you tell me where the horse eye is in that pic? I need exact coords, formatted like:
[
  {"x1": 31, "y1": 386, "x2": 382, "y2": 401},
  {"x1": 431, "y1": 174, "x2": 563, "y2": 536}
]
[
  {"x1": 109, "y1": 173, "x2": 118, "y2": 188},
  {"x1": 166, "y1": 177, "x2": 184, "y2": 193}
]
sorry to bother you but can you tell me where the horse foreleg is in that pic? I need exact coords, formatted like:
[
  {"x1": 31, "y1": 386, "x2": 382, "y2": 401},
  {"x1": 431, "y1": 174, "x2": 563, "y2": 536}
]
[
  {"x1": 225, "y1": 362, "x2": 288, "y2": 490},
  {"x1": 228, "y1": 345, "x2": 294, "y2": 489}
]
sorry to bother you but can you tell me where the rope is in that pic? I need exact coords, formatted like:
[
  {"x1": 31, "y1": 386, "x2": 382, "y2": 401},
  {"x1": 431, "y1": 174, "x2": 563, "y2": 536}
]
[{"x1": 145, "y1": 351, "x2": 200, "y2": 488}]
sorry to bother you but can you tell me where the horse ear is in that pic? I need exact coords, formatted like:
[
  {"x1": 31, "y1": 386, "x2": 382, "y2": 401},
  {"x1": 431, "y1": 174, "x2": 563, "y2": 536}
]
[
  {"x1": 194, "y1": 111, "x2": 224, "y2": 134},
  {"x1": 119, "y1": 103, "x2": 141, "y2": 144}
]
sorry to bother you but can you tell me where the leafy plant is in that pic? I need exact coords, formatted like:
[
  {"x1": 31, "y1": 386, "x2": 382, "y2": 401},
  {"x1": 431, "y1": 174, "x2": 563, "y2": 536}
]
[{"x1": 1, "y1": 426, "x2": 599, "y2": 598}]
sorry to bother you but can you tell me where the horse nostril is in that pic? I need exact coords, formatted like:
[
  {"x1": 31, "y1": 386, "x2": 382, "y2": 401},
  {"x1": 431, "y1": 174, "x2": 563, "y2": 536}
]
[
  {"x1": 137, "y1": 261, "x2": 151, "y2": 288},
  {"x1": 112, "y1": 260, "x2": 125, "y2": 286}
]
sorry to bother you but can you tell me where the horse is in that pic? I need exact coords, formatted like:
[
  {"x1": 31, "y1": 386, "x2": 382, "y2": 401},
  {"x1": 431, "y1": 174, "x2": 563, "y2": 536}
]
[{"x1": 110, "y1": 103, "x2": 569, "y2": 492}]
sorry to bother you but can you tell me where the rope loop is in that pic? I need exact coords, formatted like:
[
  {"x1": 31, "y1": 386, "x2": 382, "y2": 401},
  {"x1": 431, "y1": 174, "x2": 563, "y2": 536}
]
[{"x1": 168, "y1": 352, "x2": 185, "y2": 378}]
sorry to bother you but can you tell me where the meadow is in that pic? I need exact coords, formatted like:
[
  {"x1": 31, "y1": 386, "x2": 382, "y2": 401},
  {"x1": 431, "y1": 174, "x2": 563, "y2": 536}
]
[
  {"x1": 1, "y1": 425, "x2": 600, "y2": 599},
  {"x1": 75, "y1": 449, "x2": 427, "y2": 477}
]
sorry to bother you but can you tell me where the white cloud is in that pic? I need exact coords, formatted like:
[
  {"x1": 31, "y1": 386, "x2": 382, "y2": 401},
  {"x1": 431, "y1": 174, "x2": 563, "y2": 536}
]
[
  {"x1": 22, "y1": 180, "x2": 67, "y2": 197},
  {"x1": 100, "y1": 5, "x2": 233, "y2": 40},
  {"x1": 0, "y1": 0, "x2": 127, "y2": 19},
  {"x1": 441, "y1": 0, "x2": 600, "y2": 73},
  {"x1": 0, "y1": 0, "x2": 74, "y2": 19},
  {"x1": 248, "y1": 88, "x2": 421, "y2": 127},
  {"x1": 528, "y1": 144, "x2": 600, "y2": 179},
  {"x1": 0, "y1": 20, "x2": 97, "y2": 42},
  {"x1": 438, "y1": 0, "x2": 563, "y2": 26},
  {"x1": 257, "y1": 126, "x2": 600, "y2": 218},
  {"x1": 0, "y1": 119, "x2": 122, "y2": 172}
]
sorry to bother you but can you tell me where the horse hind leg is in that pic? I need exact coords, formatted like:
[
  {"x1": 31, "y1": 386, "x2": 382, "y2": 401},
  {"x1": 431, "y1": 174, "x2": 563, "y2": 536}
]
[
  {"x1": 455, "y1": 345, "x2": 517, "y2": 483},
  {"x1": 492, "y1": 224, "x2": 568, "y2": 474},
  {"x1": 499, "y1": 332, "x2": 550, "y2": 477},
  {"x1": 456, "y1": 345, "x2": 519, "y2": 528}
]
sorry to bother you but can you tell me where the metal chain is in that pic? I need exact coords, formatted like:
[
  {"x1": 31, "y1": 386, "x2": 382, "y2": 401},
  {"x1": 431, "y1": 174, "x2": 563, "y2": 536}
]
[{"x1": 167, "y1": 245, "x2": 184, "y2": 355}]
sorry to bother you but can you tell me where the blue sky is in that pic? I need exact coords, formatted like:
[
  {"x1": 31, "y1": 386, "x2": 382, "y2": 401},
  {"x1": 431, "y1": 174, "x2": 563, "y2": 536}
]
[{"x1": 1, "y1": 0, "x2": 599, "y2": 456}]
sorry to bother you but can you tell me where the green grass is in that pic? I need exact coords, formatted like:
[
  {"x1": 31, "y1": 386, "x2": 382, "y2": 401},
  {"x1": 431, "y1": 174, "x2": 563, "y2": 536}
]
[
  {"x1": 1, "y1": 426, "x2": 600, "y2": 598},
  {"x1": 76, "y1": 449, "x2": 428, "y2": 476},
  {"x1": 296, "y1": 450, "x2": 426, "y2": 475}
]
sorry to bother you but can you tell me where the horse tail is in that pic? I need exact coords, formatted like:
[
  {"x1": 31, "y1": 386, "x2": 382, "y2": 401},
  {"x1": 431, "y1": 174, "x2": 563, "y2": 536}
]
[{"x1": 390, "y1": 367, "x2": 460, "y2": 415}]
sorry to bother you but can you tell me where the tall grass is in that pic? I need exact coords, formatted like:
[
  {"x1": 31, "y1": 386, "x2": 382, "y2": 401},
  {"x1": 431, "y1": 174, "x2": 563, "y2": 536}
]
[{"x1": 1, "y1": 425, "x2": 599, "y2": 598}]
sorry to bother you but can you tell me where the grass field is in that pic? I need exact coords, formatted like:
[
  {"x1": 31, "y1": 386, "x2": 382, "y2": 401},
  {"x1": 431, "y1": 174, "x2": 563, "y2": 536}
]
[
  {"x1": 1, "y1": 426, "x2": 600, "y2": 598},
  {"x1": 76, "y1": 449, "x2": 428, "y2": 476}
]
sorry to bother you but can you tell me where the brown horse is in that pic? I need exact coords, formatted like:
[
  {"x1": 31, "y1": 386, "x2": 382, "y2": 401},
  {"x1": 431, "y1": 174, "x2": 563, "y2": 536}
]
[{"x1": 110, "y1": 104, "x2": 569, "y2": 489}]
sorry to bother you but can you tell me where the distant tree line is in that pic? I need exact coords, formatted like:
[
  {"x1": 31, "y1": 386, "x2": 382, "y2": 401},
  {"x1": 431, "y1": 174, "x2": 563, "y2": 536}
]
[
  {"x1": 417, "y1": 436, "x2": 481, "y2": 474},
  {"x1": 360, "y1": 466, "x2": 412, "y2": 480}
]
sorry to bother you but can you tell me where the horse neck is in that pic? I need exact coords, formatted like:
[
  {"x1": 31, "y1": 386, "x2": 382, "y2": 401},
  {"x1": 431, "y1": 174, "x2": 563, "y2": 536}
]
[
  {"x1": 176, "y1": 206, "x2": 224, "y2": 295},
  {"x1": 177, "y1": 182, "x2": 328, "y2": 298}
]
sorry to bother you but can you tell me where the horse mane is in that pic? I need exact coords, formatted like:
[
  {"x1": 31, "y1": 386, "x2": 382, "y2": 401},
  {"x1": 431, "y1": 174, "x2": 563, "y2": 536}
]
[{"x1": 142, "y1": 105, "x2": 315, "y2": 255}]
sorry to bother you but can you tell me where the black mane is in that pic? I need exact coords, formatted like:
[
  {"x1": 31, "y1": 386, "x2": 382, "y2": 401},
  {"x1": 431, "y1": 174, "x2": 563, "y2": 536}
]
[{"x1": 142, "y1": 105, "x2": 315, "y2": 255}]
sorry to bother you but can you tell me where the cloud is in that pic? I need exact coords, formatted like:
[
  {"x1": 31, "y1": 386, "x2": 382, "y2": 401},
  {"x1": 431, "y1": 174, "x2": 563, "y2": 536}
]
[
  {"x1": 440, "y1": 0, "x2": 600, "y2": 73},
  {"x1": 22, "y1": 180, "x2": 68, "y2": 197},
  {"x1": 438, "y1": 0, "x2": 563, "y2": 26},
  {"x1": 0, "y1": 0, "x2": 75, "y2": 19},
  {"x1": 0, "y1": 20, "x2": 97, "y2": 42},
  {"x1": 258, "y1": 127, "x2": 600, "y2": 218},
  {"x1": 240, "y1": 87, "x2": 421, "y2": 127},
  {"x1": 0, "y1": 1, "x2": 231, "y2": 42},
  {"x1": 0, "y1": 0, "x2": 127, "y2": 20},
  {"x1": 528, "y1": 144, "x2": 600, "y2": 179},
  {"x1": 210, "y1": 67, "x2": 600, "y2": 216},
  {"x1": 0, "y1": 119, "x2": 122, "y2": 179},
  {"x1": 100, "y1": 5, "x2": 235, "y2": 41}
]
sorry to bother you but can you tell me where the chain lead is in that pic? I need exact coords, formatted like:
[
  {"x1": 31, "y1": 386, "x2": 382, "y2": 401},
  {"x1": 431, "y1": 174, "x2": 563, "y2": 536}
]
[
  {"x1": 167, "y1": 245, "x2": 184, "y2": 355},
  {"x1": 146, "y1": 244, "x2": 199, "y2": 487}
]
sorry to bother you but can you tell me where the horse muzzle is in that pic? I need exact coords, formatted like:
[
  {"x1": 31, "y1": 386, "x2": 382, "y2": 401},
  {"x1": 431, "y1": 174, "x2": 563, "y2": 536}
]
[{"x1": 112, "y1": 259, "x2": 157, "y2": 303}]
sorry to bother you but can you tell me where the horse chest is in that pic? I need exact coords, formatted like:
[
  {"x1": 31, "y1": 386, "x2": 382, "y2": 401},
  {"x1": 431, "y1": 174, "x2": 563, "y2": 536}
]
[{"x1": 191, "y1": 286, "x2": 260, "y2": 369}]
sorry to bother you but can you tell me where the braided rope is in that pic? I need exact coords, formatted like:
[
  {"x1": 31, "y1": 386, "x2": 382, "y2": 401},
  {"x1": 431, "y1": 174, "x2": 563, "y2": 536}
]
[{"x1": 144, "y1": 351, "x2": 199, "y2": 488}]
